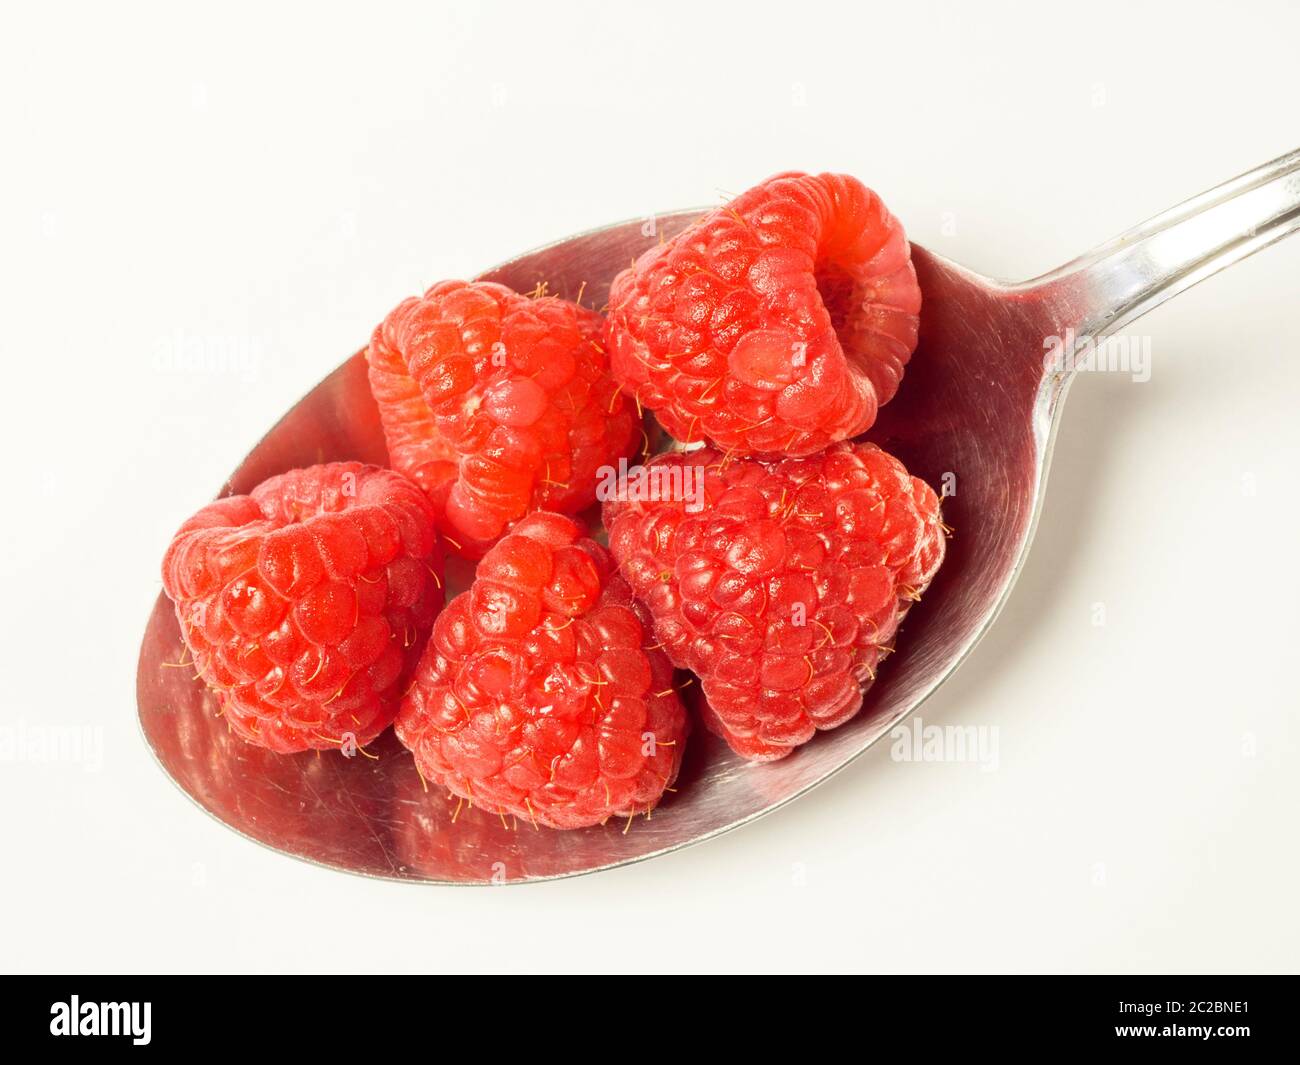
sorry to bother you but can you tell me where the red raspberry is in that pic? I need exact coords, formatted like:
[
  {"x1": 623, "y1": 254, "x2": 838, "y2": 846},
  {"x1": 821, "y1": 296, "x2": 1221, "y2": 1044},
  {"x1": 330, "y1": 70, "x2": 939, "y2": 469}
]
[
  {"x1": 605, "y1": 172, "x2": 920, "y2": 457},
  {"x1": 603, "y1": 442, "x2": 945, "y2": 761},
  {"x1": 367, "y1": 280, "x2": 640, "y2": 557},
  {"x1": 161, "y1": 462, "x2": 444, "y2": 754},
  {"x1": 395, "y1": 511, "x2": 689, "y2": 829}
]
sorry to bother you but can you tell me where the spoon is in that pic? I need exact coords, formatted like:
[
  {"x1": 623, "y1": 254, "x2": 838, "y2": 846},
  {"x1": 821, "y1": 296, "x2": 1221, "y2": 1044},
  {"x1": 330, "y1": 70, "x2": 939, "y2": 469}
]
[{"x1": 137, "y1": 149, "x2": 1300, "y2": 884}]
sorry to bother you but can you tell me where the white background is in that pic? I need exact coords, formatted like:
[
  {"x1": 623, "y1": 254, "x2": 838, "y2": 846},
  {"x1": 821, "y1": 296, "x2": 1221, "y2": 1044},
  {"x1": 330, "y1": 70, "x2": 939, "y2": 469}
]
[{"x1": 3, "y1": 0, "x2": 1298, "y2": 974}]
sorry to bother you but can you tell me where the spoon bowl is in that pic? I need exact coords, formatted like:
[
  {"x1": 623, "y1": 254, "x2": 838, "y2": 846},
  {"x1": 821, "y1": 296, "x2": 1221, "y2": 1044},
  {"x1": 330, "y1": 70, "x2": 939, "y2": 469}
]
[{"x1": 137, "y1": 150, "x2": 1300, "y2": 882}]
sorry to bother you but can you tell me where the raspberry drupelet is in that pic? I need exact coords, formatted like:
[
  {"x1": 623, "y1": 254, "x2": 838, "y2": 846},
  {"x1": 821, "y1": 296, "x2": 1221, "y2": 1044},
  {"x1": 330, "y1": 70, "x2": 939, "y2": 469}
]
[
  {"x1": 367, "y1": 280, "x2": 640, "y2": 557},
  {"x1": 605, "y1": 172, "x2": 921, "y2": 457},
  {"x1": 161, "y1": 462, "x2": 444, "y2": 754},
  {"x1": 395, "y1": 511, "x2": 689, "y2": 829},
  {"x1": 603, "y1": 442, "x2": 945, "y2": 761}
]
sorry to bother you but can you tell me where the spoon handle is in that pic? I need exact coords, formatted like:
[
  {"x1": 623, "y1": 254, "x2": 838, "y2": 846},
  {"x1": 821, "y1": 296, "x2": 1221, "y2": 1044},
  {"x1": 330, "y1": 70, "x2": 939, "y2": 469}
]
[{"x1": 1023, "y1": 147, "x2": 1300, "y2": 339}]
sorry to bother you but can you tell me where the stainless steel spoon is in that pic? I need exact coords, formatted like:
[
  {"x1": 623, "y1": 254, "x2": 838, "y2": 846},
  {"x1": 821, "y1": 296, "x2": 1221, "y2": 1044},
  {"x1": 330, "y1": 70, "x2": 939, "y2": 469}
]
[{"x1": 137, "y1": 149, "x2": 1300, "y2": 884}]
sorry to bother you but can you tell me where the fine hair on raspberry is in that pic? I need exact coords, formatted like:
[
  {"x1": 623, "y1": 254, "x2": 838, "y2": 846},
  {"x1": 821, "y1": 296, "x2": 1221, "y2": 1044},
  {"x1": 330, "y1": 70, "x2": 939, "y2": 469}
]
[
  {"x1": 605, "y1": 172, "x2": 921, "y2": 457},
  {"x1": 604, "y1": 442, "x2": 945, "y2": 761},
  {"x1": 161, "y1": 462, "x2": 445, "y2": 754},
  {"x1": 367, "y1": 279, "x2": 640, "y2": 557},
  {"x1": 395, "y1": 511, "x2": 690, "y2": 829}
]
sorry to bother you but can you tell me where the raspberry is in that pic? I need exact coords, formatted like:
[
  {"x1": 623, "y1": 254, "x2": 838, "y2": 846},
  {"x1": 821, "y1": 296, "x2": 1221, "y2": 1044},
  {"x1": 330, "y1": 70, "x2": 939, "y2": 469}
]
[
  {"x1": 605, "y1": 172, "x2": 920, "y2": 457},
  {"x1": 395, "y1": 511, "x2": 689, "y2": 829},
  {"x1": 161, "y1": 462, "x2": 444, "y2": 754},
  {"x1": 367, "y1": 280, "x2": 640, "y2": 557},
  {"x1": 604, "y1": 442, "x2": 944, "y2": 761}
]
